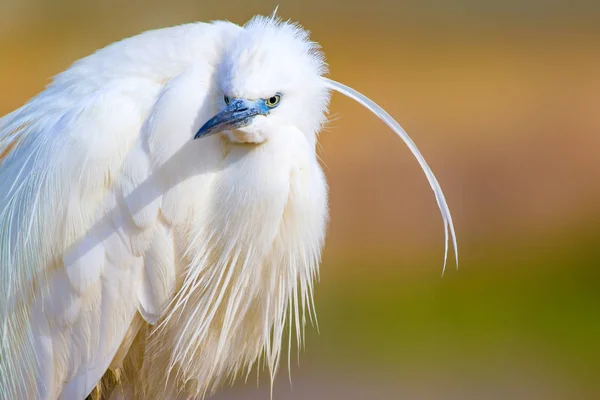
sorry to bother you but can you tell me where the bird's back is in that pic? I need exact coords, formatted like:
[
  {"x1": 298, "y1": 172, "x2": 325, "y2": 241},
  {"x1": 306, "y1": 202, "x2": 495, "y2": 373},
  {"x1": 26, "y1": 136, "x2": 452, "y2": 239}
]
[{"x1": 0, "y1": 21, "x2": 253, "y2": 399}]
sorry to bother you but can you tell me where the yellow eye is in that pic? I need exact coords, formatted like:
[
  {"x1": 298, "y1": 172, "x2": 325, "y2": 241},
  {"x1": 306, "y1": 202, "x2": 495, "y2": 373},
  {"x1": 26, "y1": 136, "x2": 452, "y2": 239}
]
[
  {"x1": 265, "y1": 94, "x2": 281, "y2": 108},
  {"x1": 224, "y1": 95, "x2": 230, "y2": 105}
]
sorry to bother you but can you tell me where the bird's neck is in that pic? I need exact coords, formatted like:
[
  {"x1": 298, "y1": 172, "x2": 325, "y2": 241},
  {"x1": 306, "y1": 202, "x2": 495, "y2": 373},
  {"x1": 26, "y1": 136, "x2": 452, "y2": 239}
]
[{"x1": 138, "y1": 127, "x2": 328, "y2": 396}]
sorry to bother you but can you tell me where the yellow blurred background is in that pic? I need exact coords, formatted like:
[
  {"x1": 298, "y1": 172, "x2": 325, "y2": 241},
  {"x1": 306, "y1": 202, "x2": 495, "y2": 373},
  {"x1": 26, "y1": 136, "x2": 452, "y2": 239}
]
[{"x1": 1, "y1": 1, "x2": 599, "y2": 399}]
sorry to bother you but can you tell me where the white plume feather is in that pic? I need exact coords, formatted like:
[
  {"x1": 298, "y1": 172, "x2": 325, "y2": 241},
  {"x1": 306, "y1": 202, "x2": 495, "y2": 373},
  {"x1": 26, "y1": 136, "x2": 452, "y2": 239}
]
[{"x1": 324, "y1": 78, "x2": 459, "y2": 273}]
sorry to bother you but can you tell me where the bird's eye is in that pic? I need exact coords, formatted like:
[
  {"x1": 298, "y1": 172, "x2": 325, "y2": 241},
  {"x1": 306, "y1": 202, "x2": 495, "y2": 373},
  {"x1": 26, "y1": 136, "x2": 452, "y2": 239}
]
[
  {"x1": 224, "y1": 95, "x2": 230, "y2": 105},
  {"x1": 265, "y1": 94, "x2": 281, "y2": 108}
]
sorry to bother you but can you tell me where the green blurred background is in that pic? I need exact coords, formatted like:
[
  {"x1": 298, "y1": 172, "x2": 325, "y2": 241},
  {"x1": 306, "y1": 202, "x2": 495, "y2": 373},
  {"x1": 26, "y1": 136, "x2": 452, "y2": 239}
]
[{"x1": 1, "y1": 1, "x2": 599, "y2": 399}]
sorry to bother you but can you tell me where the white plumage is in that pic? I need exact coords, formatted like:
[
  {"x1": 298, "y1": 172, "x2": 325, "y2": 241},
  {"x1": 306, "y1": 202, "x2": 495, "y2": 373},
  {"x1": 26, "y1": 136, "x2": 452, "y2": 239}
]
[{"x1": 0, "y1": 15, "x2": 457, "y2": 399}]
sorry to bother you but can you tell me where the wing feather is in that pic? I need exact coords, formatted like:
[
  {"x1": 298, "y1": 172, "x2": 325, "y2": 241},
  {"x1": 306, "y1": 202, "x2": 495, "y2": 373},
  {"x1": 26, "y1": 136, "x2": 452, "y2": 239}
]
[
  {"x1": 0, "y1": 71, "x2": 168, "y2": 400},
  {"x1": 1, "y1": 20, "x2": 243, "y2": 399}
]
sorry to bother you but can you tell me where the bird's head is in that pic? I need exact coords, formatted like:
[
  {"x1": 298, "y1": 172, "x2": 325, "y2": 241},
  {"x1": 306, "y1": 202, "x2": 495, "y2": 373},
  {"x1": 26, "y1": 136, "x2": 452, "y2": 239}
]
[
  {"x1": 195, "y1": 16, "x2": 330, "y2": 144},
  {"x1": 194, "y1": 16, "x2": 458, "y2": 270}
]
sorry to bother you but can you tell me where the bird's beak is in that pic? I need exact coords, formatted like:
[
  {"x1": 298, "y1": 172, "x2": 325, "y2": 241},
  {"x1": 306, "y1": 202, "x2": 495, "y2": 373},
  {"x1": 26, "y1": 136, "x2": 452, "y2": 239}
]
[{"x1": 194, "y1": 98, "x2": 269, "y2": 139}]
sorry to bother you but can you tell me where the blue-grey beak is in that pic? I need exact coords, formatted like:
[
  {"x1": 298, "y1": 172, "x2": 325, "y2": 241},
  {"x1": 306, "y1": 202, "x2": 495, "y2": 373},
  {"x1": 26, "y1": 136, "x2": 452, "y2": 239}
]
[{"x1": 194, "y1": 98, "x2": 269, "y2": 139}]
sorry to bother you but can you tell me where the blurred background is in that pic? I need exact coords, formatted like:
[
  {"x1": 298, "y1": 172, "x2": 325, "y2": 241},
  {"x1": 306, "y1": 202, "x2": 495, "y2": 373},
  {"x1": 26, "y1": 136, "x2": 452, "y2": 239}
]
[{"x1": 1, "y1": 1, "x2": 599, "y2": 399}]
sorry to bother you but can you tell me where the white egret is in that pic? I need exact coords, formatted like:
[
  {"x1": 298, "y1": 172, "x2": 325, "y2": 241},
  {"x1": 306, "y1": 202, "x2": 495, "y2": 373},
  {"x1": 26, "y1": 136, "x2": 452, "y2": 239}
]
[{"x1": 0, "y1": 15, "x2": 458, "y2": 399}]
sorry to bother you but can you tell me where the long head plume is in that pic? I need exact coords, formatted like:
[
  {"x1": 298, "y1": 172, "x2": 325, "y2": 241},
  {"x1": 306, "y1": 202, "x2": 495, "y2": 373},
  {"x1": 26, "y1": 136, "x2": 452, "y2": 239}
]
[{"x1": 324, "y1": 78, "x2": 458, "y2": 273}]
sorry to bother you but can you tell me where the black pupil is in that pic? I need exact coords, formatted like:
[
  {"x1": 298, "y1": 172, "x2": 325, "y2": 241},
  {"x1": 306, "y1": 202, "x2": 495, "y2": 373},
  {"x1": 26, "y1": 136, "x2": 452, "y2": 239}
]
[
  {"x1": 269, "y1": 96, "x2": 277, "y2": 104},
  {"x1": 224, "y1": 96, "x2": 229, "y2": 104}
]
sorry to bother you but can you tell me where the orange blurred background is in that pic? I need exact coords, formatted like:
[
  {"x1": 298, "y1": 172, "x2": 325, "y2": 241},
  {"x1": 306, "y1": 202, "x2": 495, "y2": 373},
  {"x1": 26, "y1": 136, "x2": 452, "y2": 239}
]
[{"x1": 1, "y1": 1, "x2": 599, "y2": 399}]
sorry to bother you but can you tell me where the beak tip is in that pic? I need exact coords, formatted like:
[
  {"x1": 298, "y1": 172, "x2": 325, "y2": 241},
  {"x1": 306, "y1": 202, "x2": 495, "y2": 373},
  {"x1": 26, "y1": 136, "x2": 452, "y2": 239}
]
[{"x1": 194, "y1": 125, "x2": 211, "y2": 139}]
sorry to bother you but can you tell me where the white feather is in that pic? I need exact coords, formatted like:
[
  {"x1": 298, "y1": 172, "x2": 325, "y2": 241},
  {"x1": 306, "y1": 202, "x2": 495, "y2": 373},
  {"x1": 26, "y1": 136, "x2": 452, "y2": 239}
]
[{"x1": 324, "y1": 79, "x2": 459, "y2": 272}]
